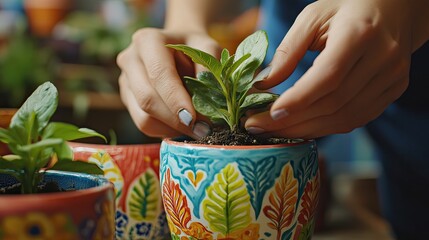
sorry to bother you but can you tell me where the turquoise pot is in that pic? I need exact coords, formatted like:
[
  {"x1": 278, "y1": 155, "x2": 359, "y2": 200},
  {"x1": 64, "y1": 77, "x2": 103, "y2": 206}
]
[{"x1": 160, "y1": 138, "x2": 320, "y2": 240}]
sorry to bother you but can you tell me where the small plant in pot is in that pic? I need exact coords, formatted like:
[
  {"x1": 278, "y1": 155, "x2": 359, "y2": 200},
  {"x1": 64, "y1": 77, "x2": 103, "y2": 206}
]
[
  {"x1": 0, "y1": 82, "x2": 115, "y2": 239},
  {"x1": 160, "y1": 30, "x2": 320, "y2": 240}
]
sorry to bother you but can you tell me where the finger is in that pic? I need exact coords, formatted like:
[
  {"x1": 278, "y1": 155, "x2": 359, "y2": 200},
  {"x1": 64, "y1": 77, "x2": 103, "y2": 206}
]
[
  {"x1": 270, "y1": 17, "x2": 376, "y2": 117},
  {"x1": 257, "y1": 63, "x2": 409, "y2": 139},
  {"x1": 119, "y1": 74, "x2": 184, "y2": 138},
  {"x1": 246, "y1": 38, "x2": 401, "y2": 131},
  {"x1": 119, "y1": 45, "x2": 188, "y2": 132},
  {"x1": 255, "y1": 3, "x2": 322, "y2": 90},
  {"x1": 133, "y1": 29, "x2": 197, "y2": 127}
]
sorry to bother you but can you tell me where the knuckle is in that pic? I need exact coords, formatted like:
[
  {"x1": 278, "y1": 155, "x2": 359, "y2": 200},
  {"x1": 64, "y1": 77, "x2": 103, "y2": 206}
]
[
  {"x1": 131, "y1": 28, "x2": 157, "y2": 43},
  {"x1": 299, "y1": 4, "x2": 318, "y2": 22},
  {"x1": 354, "y1": 19, "x2": 378, "y2": 40},
  {"x1": 116, "y1": 48, "x2": 130, "y2": 69},
  {"x1": 136, "y1": 90, "x2": 156, "y2": 113},
  {"x1": 148, "y1": 61, "x2": 175, "y2": 82}
]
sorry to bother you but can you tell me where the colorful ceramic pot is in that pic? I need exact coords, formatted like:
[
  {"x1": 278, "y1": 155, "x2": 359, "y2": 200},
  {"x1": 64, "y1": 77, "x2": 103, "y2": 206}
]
[
  {"x1": 0, "y1": 170, "x2": 115, "y2": 239},
  {"x1": 160, "y1": 138, "x2": 320, "y2": 240},
  {"x1": 69, "y1": 142, "x2": 170, "y2": 240}
]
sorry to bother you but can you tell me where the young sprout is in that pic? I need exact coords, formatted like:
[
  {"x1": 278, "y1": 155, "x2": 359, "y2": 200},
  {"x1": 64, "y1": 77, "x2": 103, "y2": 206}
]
[{"x1": 167, "y1": 30, "x2": 278, "y2": 131}]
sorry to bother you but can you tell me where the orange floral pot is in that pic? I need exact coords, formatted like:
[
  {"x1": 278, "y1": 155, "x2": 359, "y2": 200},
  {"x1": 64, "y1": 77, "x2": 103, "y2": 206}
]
[
  {"x1": 69, "y1": 142, "x2": 170, "y2": 239},
  {"x1": 160, "y1": 138, "x2": 320, "y2": 240},
  {"x1": 0, "y1": 171, "x2": 115, "y2": 239}
]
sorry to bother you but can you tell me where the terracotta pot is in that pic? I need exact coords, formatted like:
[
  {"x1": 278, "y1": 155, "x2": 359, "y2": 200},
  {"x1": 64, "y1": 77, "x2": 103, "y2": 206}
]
[
  {"x1": 24, "y1": 0, "x2": 72, "y2": 37},
  {"x1": 0, "y1": 171, "x2": 115, "y2": 239},
  {"x1": 69, "y1": 142, "x2": 170, "y2": 239},
  {"x1": 0, "y1": 108, "x2": 17, "y2": 155},
  {"x1": 160, "y1": 138, "x2": 320, "y2": 240}
]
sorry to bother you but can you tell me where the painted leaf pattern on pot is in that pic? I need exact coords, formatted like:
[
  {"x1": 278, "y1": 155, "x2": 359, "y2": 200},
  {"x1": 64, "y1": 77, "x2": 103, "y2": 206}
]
[
  {"x1": 202, "y1": 163, "x2": 252, "y2": 236},
  {"x1": 297, "y1": 150, "x2": 318, "y2": 193},
  {"x1": 126, "y1": 169, "x2": 160, "y2": 222},
  {"x1": 237, "y1": 156, "x2": 276, "y2": 218},
  {"x1": 162, "y1": 168, "x2": 212, "y2": 239},
  {"x1": 162, "y1": 168, "x2": 191, "y2": 232},
  {"x1": 298, "y1": 173, "x2": 320, "y2": 225},
  {"x1": 263, "y1": 163, "x2": 298, "y2": 239},
  {"x1": 88, "y1": 151, "x2": 124, "y2": 205}
]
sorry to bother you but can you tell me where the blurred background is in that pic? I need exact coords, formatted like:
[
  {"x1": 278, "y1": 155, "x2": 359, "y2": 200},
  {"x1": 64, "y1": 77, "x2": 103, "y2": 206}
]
[{"x1": 0, "y1": 0, "x2": 393, "y2": 239}]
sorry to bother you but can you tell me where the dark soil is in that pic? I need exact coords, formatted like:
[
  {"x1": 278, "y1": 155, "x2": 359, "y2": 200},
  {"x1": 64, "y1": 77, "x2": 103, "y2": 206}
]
[
  {"x1": 187, "y1": 128, "x2": 301, "y2": 146},
  {"x1": 0, "y1": 181, "x2": 65, "y2": 195}
]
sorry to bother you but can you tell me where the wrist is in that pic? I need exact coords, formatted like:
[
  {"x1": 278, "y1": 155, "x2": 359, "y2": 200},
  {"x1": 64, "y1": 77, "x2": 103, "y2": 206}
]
[{"x1": 164, "y1": 0, "x2": 210, "y2": 34}]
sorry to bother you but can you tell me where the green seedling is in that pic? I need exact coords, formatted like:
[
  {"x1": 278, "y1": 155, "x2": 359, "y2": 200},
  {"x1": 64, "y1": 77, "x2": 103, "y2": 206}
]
[
  {"x1": 167, "y1": 30, "x2": 278, "y2": 131},
  {"x1": 0, "y1": 82, "x2": 105, "y2": 194}
]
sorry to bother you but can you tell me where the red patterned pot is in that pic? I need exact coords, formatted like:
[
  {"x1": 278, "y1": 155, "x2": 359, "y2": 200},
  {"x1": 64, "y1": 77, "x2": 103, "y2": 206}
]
[{"x1": 69, "y1": 142, "x2": 169, "y2": 239}]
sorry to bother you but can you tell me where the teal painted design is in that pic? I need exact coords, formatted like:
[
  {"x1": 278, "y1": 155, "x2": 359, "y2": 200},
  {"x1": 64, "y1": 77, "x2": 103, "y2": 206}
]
[
  {"x1": 160, "y1": 139, "x2": 319, "y2": 239},
  {"x1": 237, "y1": 156, "x2": 276, "y2": 218}
]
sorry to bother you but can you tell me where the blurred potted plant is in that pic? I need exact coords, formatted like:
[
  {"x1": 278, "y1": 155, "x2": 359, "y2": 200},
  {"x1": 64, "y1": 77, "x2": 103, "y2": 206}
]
[
  {"x1": 24, "y1": 0, "x2": 72, "y2": 37},
  {"x1": 160, "y1": 30, "x2": 320, "y2": 239},
  {"x1": 0, "y1": 30, "x2": 56, "y2": 108},
  {"x1": 0, "y1": 82, "x2": 115, "y2": 239}
]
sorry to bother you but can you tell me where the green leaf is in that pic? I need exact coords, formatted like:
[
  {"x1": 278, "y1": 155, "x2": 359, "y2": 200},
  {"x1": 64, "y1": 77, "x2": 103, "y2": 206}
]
[
  {"x1": 190, "y1": 71, "x2": 222, "y2": 92},
  {"x1": 234, "y1": 30, "x2": 268, "y2": 71},
  {"x1": 240, "y1": 93, "x2": 279, "y2": 111},
  {"x1": 221, "y1": 55, "x2": 235, "y2": 80},
  {"x1": 185, "y1": 75, "x2": 226, "y2": 107},
  {"x1": 0, "y1": 128, "x2": 14, "y2": 144},
  {"x1": 42, "y1": 122, "x2": 106, "y2": 142},
  {"x1": 236, "y1": 59, "x2": 262, "y2": 93},
  {"x1": 202, "y1": 164, "x2": 252, "y2": 235},
  {"x1": 50, "y1": 160, "x2": 104, "y2": 175},
  {"x1": 17, "y1": 138, "x2": 63, "y2": 153},
  {"x1": 220, "y1": 48, "x2": 230, "y2": 65},
  {"x1": 53, "y1": 141, "x2": 74, "y2": 161},
  {"x1": 166, "y1": 44, "x2": 222, "y2": 79},
  {"x1": 227, "y1": 54, "x2": 251, "y2": 85},
  {"x1": 192, "y1": 94, "x2": 227, "y2": 123},
  {"x1": 10, "y1": 82, "x2": 58, "y2": 133}
]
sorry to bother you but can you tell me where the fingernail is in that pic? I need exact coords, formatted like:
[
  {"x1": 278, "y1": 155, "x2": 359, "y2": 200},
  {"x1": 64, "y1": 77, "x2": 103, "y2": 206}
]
[
  {"x1": 254, "y1": 66, "x2": 272, "y2": 82},
  {"x1": 178, "y1": 108, "x2": 193, "y2": 126},
  {"x1": 271, "y1": 109, "x2": 289, "y2": 120},
  {"x1": 193, "y1": 121, "x2": 211, "y2": 138},
  {"x1": 246, "y1": 127, "x2": 266, "y2": 135}
]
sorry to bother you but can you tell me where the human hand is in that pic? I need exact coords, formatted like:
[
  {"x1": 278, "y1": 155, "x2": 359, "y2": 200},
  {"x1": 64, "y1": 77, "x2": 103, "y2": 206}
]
[
  {"x1": 117, "y1": 29, "x2": 219, "y2": 139},
  {"x1": 246, "y1": 0, "x2": 429, "y2": 139}
]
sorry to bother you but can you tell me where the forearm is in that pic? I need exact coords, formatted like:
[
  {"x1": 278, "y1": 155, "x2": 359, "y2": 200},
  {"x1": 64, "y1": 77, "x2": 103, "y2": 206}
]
[{"x1": 165, "y1": 0, "x2": 217, "y2": 33}]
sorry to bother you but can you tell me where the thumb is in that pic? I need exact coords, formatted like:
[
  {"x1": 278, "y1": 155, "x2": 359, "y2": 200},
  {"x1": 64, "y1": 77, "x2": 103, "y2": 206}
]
[{"x1": 255, "y1": 10, "x2": 320, "y2": 90}]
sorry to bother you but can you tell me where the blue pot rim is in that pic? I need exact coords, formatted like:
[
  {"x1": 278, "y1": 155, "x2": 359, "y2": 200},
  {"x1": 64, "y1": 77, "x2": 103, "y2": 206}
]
[
  {"x1": 162, "y1": 137, "x2": 315, "y2": 149},
  {"x1": 0, "y1": 170, "x2": 112, "y2": 199}
]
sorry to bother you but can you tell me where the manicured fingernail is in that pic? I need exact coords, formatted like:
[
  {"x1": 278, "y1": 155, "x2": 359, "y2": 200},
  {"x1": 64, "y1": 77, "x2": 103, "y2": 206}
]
[
  {"x1": 271, "y1": 109, "x2": 289, "y2": 120},
  {"x1": 193, "y1": 121, "x2": 211, "y2": 138},
  {"x1": 178, "y1": 108, "x2": 192, "y2": 126},
  {"x1": 254, "y1": 66, "x2": 272, "y2": 82},
  {"x1": 246, "y1": 127, "x2": 266, "y2": 135}
]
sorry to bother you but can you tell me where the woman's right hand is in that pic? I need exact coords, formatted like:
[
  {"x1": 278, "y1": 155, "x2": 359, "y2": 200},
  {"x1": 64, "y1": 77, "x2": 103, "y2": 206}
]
[{"x1": 117, "y1": 29, "x2": 219, "y2": 139}]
